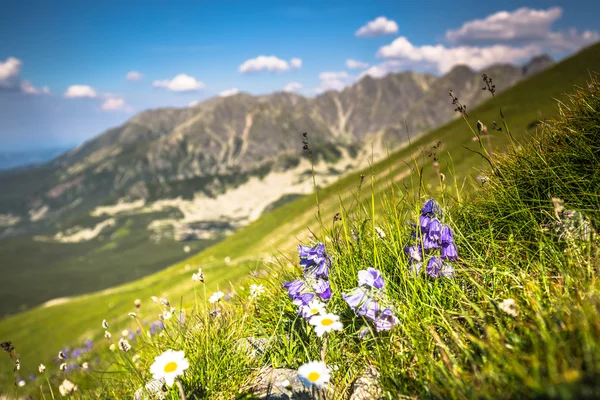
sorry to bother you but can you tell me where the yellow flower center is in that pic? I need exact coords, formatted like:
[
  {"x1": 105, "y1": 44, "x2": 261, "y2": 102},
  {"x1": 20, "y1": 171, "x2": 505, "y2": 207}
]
[
  {"x1": 321, "y1": 318, "x2": 333, "y2": 326},
  {"x1": 311, "y1": 308, "x2": 319, "y2": 314},
  {"x1": 307, "y1": 371, "x2": 320, "y2": 382},
  {"x1": 163, "y1": 361, "x2": 178, "y2": 373}
]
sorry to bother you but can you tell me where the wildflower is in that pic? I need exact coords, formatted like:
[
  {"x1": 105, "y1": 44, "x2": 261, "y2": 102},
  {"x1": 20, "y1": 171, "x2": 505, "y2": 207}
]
[
  {"x1": 60, "y1": 363, "x2": 67, "y2": 371},
  {"x1": 192, "y1": 269, "x2": 204, "y2": 282},
  {"x1": 183, "y1": 245, "x2": 191, "y2": 253},
  {"x1": 129, "y1": 312, "x2": 137, "y2": 318},
  {"x1": 151, "y1": 296, "x2": 159, "y2": 303},
  {"x1": 122, "y1": 329, "x2": 130, "y2": 337},
  {"x1": 375, "y1": 226, "x2": 386, "y2": 239},
  {"x1": 109, "y1": 344, "x2": 116, "y2": 352},
  {"x1": 209, "y1": 291, "x2": 225, "y2": 304},
  {"x1": 104, "y1": 331, "x2": 111, "y2": 339},
  {"x1": 134, "y1": 299, "x2": 142, "y2": 308},
  {"x1": 58, "y1": 379, "x2": 77, "y2": 396},
  {"x1": 81, "y1": 362, "x2": 89, "y2": 371},
  {"x1": 358, "y1": 267, "x2": 384, "y2": 289},
  {"x1": 298, "y1": 361, "x2": 331, "y2": 389},
  {"x1": 343, "y1": 287, "x2": 368, "y2": 311},
  {"x1": 150, "y1": 349, "x2": 190, "y2": 387},
  {"x1": 209, "y1": 307, "x2": 222, "y2": 317},
  {"x1": 440, "y1": 225, "x2": 454, "y2": 244},
  {"x1": 299, "y1": 243, "x2": 330, "y2": 278},
  {"x1": 426, "y1": 256, "x2": 454, "y2": 278},
  {"x1": 301, "y1": 299, "x2": 326, "y2": 319},
  {"x1": 249, "y1": 284, "x2": 265, "y2": 298},
  {"x1": 421, "y1": 199, "x2": 441, "y2": 217},
  {"x1": 283, "y1": 279, "x2": 305, "y2": 298},
  {"x1": 14, "y1": 359, "x2": 20, "y2": 371},
  {"x1": 374, "y1": 307, "x2": 399, "y2": 332},
  {"x1": 58, "y1": 351, "x2": 67, "y2": 360},
  {"x1": 162, "y1": 310, "x2": 173, "y2": 320},
  {"x1": 102, "y1": 319, "x2": 109, "y2": 329},
  {"x1": 292, "y1": 292, "x2": 315, "y2": 307},
  {"x1": 309, "y1": 313, "x2": 343, "y2": 337},
  {"x1": 312, "y1": 279, "x2": 331, "y2": 301},
  {"x1": 17, "y1": 378, "x2": 25, "y2": 387},
  {"x1": 39, "y1": 364, "x2": 46, "y2": 373},
  {"x1": 118, "y1": 338, "x2": 132, "y2": 352},
  {"x1": 441, "y1": 242, "x2": 458, "y2": 261},
  {"x1": 406, "y1": 245, "x2": 422, "y2": 262},
  {"x1": 160, "y1": 298, "x2": 170, "y2": 307},
  {"x1": 427, "y1": 219, "x2": 442, "y2": 241},
  {"x1": 499, "y1": 299, "x2": 518, "y2": 317}
]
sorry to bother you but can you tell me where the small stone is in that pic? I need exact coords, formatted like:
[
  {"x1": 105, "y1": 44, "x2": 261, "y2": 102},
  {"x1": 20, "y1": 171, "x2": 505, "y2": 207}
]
[
  {"x1": 246, "y1": 367, "x2": 312, "y2": 399},
  {"x1": 350, "y1": 366, "x2": 385, "y2": 400}
]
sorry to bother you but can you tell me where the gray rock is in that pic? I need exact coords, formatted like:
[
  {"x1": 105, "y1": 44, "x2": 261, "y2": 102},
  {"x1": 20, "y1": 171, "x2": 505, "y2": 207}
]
[
  {"x1": 349, "y1": 366, "x2": 384, "y2": 400},
  {"x1": 248, "y1": 367, "x2": 315, "y2": 400},
  {"x1": 133, "y1": 378, "x2": 167, "y2": 400}
]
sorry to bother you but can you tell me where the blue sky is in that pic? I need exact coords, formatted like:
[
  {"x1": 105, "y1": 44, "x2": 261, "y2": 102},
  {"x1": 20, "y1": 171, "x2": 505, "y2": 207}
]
[{"x1": 1, "y1": 0, "x2": 598, "y2": 151}]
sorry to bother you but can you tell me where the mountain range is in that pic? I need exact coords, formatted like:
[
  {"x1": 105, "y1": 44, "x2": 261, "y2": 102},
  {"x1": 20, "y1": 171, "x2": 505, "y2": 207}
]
[{"x1": 0, "y1": 54, "x2": 553, "y2": 244}]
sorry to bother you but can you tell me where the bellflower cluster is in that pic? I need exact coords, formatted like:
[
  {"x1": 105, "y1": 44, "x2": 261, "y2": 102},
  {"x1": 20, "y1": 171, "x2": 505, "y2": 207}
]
[
  {"x1": 405, "y1": 199, "x2": 457, "y2": 278},
  {"x1": 283, "y1": 243, "x2": 332, "y2": 318},
  {"x1": 343, "y1": 267, "x2": 399, "y2": 334}
]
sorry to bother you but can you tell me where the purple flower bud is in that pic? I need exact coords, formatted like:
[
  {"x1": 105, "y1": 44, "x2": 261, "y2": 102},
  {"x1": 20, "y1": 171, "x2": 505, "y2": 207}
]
[
  {"x1": 421, "y1": 199, "x2": 441, "y2": 217},
  {"x1": 298, "y1": 243, "x2": 330, "y2": 278},
  {"x1": 374, "y1": 307, "x2": 399, "y2": 332},
  {"x1": 292, "y1": 292, "x2": 315, "y2": 307},
  {"x1": 427, "y1": 219, "x2": 442, "y2": 241},
  {"x1": 423, "y1": 234, "x2": 440, "y2": 250},
  {"x1": 358, "y1": 267, "x2": 384, "y2": 289},
  {"x1": 419, "y1": 215, "x2": 431, "y2": 234},
  {"x1": 440, "y1": 225, "x2": 454, "y2": 244},
  {"x1": 426, "y1": 256, "x2": 443, "y2": 278},
  {"x1": 441, "y1": 242, "x2": 458, "y2": 261},
  {"x1": 312, "y1": 279, "x2": 331, "y2": 301},
  {"x1": 283, "y1": 279, "x2": 305, "y2": 298},
  {"x1": 343, "y1": 287, "x2": 368, "y2": 311}
]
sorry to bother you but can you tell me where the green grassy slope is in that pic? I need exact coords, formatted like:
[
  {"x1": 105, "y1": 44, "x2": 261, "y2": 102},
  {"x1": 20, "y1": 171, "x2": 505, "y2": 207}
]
[{"x1": 1, "y1": 43, "x2": 599, "y2": 387}]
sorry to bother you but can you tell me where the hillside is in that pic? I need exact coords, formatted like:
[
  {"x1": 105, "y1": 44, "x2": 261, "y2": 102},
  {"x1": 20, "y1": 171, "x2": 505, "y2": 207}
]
[
  {"x1": 1, "y1": 43, "x2": 598, "y2": 392},
  {"x1": 0, "y1": 56, "x2": 554, "y2": 316}
]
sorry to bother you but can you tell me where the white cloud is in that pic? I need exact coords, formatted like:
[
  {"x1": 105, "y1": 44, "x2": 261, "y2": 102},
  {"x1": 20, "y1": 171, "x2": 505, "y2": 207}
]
[
  {"x1": 153, "y1": 74, "x2": 205, "y2": 92},
  {"x1": 445, "y1": 7, "x2": 598, "y2": 53},
  {"x1": 239, "y1": 55, "x2": 300, "y2": 73},
  {"x1": 360, "y1": 61, "x2": 405, "y2": 79},
  {"x1": 101, "y1": 97, "x2": 132, "y2": 112},
  {"x1": 346, "y1": 59, "x2": 370, "y2": 69},
  {"x1": 64, "y1": 85, "x2": 98, "y2": 98},
  {"x1": 0, "y1": 57, "x2": 21, "y2": 89},
  {"x1": 41, "y1": 86, "x2": 51, "y2": 94},
  {"x1": 189, "y1": 100, "x2": 200, "y2": 107},
  {"x1": 377, "y1": 36, "x2": 540, "y2": 74},
  {"x1": 219, "y1": 88, "x2": 239, "y2": 97},
  {"x1": 290, "y1": 58, "x2": 302, "y2": 68},
  {"x1": 126, "y1": 71, "x2": 143, "y2": 81},
  {"x1": 316, "y1": 71, "x2": 356, "y2": 93},
  {"x1": 446, "y1": 7, "x2": 563, "y2": 44},
  {"x1": 355, "y1": 16, "x2": 398, "y2": 37},
  {"x1": 283, "y1": 82, "x2": 302, "y2": 92}
]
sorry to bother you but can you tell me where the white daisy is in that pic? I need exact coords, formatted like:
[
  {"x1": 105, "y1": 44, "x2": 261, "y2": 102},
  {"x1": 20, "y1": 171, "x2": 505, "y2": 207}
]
[
  {"x1": 102, "y1": 319, "x2": 109, "y2": 329},
  {"x1": 301, "y1": 299, "x2": 326, "y2": 318},
  {"x1": 162, "y1": 310, "x2": 173, "y2": 320},
  {"x1": 60, "y1": 362, "x2": 67, "y2": 371},
  {"x1": 104, "y1": 330, "x2": 111, "y2": 339},
  {"x1": 17, "y1": 378, "x2": 25, "y2": 387},
  {"x1": 192, "y1": 270, "x2": 204, "y2": 282},
  {"x1": 151, "y1": 296, "x2": 159, "y2": 303},
  {"x1": 309, "y1": 313, "x2": 343, "y2": 337},
  {"x1": 249, "y1": 284, "x2": 265, "y2": 298},
  {"x1": 209, "y1": 291, "x2": 225, "y2": 304},
  {"x1": 375, "y1": 226, "x2": 386, "y2": 239},
  {"x1": 122, "y1": 329, "x2": 130, "y2": 337},
  {"x1": 149, "y1": 349, "x2": 190, "y2": 387},
  {"x1": 298, "y1": 361, "x2": 331, "y2": 388},
  {"x1": 58, "y1": 379, "x2": 77, "y2": 396},
  {"x1": 39, "y1": 364, "x2": 46, "y2": 373},
  {"x1": 118, "y1": 338, "x2": 132, "y2": 352}
]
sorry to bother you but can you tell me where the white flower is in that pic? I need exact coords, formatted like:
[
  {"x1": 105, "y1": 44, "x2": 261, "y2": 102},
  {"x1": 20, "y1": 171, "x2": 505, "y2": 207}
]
[
  {"x1": 134, "y1": 299, "x2": 142, "y2": 308},
  {"x1": 58, "y1": 351, "x2": 66, "y2": 360},
  {"x1": 15, "y1": 359, "x2": 20, "y2": 370},
  {"x1": 192, "y1": 268, "x2": 204, "y2": 282},
  {"x1": 109, "y1": 344, "x2": 116, "y2": 352},
  {"x1": 105, "y1": 330, "x2": 112, "y2": 339},
  {"x1": 17, "y1": 378, "x2": 25, "y2": 387},
  {"x1": 122, "y1": 329, "x2": 130, "y2": 337},
  {"x1": 302, "y1": 299, "x2": 326, "y2": 318},
  {"x1": 129, "y1": 312, "x2": 138, "y2": 318},
  {"x1": 375, "y1": 226, "x2": 386, "y2": 238},
  {"x1": 298, "y1": 361, "x2": 331, "y2": 388},
  {"x1": 183, "y1": 245, "x2": 191, "y2": 253},
  {"x1": 309, "y1": 313, "x2": 343, "y2": 337},
  {"x1": 39, "y1": 364, "x2": 46, "y2": 373},
  {"x1": 499, "y1": 298, "x2": 518, "y2": 317},
  {"x1": 160, "y1": 298, "x2": 170, "y2": 307},
  {"x1": 102, "y1": 319, "x2": 109, "y2": 329},
  {"x1": 118, "y1": 338, "x2": 132, "y2": 352},
  {"x1": 60, "y1": 362, "x2": 67, "y2": 371},
  {"x1": 149, "y1": 349, "x2": 190, "y2": 387},
  {"x1": 209, "y1": 291, "x2": 225, "y2": 304},
  {"x1": 249, "y1": 284, "x2": 265, "y2": 298},
  {"x1": 162, "y1": 310, "x2": 173, "y2": 320},
  {"x1": 58, "y1": 379, "x2": 77, "y2": 396},
  {"x1": 81, "y1": 362, "x2": 89, "y2": 370},
  {"x1": 151, "y1": 296, "x2": 159, "y2": 303}
]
